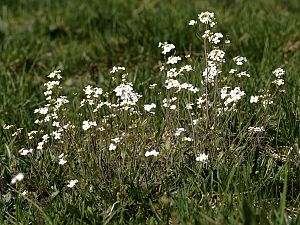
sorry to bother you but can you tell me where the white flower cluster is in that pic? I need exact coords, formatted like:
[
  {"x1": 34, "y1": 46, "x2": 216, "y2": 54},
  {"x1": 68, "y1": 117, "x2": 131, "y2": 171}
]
[
  {"x1": 19, "y1": 148, "x2": 33, "y2": 156},
  {"x1": 207, "y1": 49, "x2": 225, "y2": 63},
  {"x1": 84, "y1": 85, "x2": 103, "y2": 98},
  {"x1": 109, "y1": 137, "x2": 120, "y2": 151},
  {"x1": 198, "y1": 12, "x2": 216, "y2": 27},
  {"x1": 236, "y1": 71, "x2": 250, "y2": 78},
  {"x1": 162, "y1": 97, "x2": 177, "y2": 110},
  {"x1": 11, "y1": 173, "x2": 24, "y2": 184},
  {"x1": 144, "y1": 103, "x2": 156, "y2": 113},
  {"x1": 3, "y1": 124, "x2": 14, "y2": 130},
  {"x1": 158, "y1": 42, "x2": 175, "y2": 55},
  {"x1": 250, "y1": 96, "x2": 259, "y2": 103},
  {"x1": 202, "y1": 31, "x2": 223, "y2": 44},
  {"x1": 35, "y1": 71, "x2": 69, "y2": 125},
  {"x1": 175, "y1": 128, "x2": 185, "y2": 136},
  {"x1": 202, "y1": 61, "x2": 222, "y2": 85},
  {"x1": 196, "y1": 153, "x2": 208, "y2": 162},
  {"x1": 167, "y1": 56, "x2": 181, "y2": 65},
  {"x1": 67, "y1": 179, "x2": 78, "y2": 188},
  {"x1": 164, "y1": 79, "x2": 200, "y2": 93},
  {"x1": 249, "y1": 93, "x2": 273, "y2": 106},
  {"x1": 114, "y1": 82, "x2": 141, "y2": 110},
  {"x1": 27, "y1": 70, "x2": 73, "y2": 154},
  {"x1": 59, "y1": 153, "x2": 67, "y2": 165},
  {"x1": 109, "y1": 143, "x2": 117, "y2": 151},
  {"x1": 82, "y1": 120, "x2": 97, "y2": 131},
  {"x1": 248, "y1": 126, "x2": 265, "y2": 132},
  {"x1": 221, "y1": 87, "x2": 245, "y2": 107},
  {"x1": 273, "y1": 68, "x2": 285, "y2": 78},
  {"x1": 272, "y1": 68, "x2": 285, "y2": 86},
  {"x1": 166, "y1": 65, "x2": 192, "y2": 78},
  {"x1": 145, "y1": 149, "x2": 159, "y2": 157},
  {"x1": 48, "y1": 70, "x2": 62, "y2": 79},
  {"x1": 80, "y1": 85, "x2": 104, "y2": 108},
  {"x1": 188, "y1": 20, "x2": 197, "y2": 26},
  {"x1": 110, "y1": 66, "x2": 126, "y2": 74},
  {"x1": 233, "y1": 56, "x2": 247, "y2": 66}
]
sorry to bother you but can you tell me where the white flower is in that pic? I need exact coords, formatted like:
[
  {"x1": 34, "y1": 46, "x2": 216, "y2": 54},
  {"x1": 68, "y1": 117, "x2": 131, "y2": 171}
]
[
  {"x1": 165, "y1": 79, "x2": 181, "y2": 90},
  {"x1": 248, "y1": 126, "x2": 265, "y2": 132},
  {"x1": 83, "y1": 85, "x2": 94, "y2": 97},
  {"x1": 149, "y1": 84, "x2": 157, "y2": 89},
  {"x1": 59, "y1": 158, "x2": 67, "y2": 165},
  {"x1": 202, "y1": 30, "x2": 211, "y2": 39},
  {"x1": 272, "y1": 79, "x2": 284, "y2": 86},
  {"x1": 167, "y1": 68, "x2": 179, "y2": 78},
  {"x1": 145, "y1": 150, "x2": 159, "y2": 157},
  {"x1": 185, "y1": 103, "x2": 193, "y2": 109},
  {"x1": 198, "y1": 12, "x2": 216, "y2": 27},
  {"x1": 3, "y1": 124, "x2": 14, "y2": 130},
  {"x1": 59, "y1": 154, "x2": 67, "y2": 165},
  {"x1": 236, "y1": 71, "x2": 250, "y2": 78},
  {"x1": 37, "y1": 141, "x2": 45, "y2": 150},
  {"x1": 183, "y1": 137, "x2": 193, "y2": 142},
  {"x1": 67, "y1": 179, "x2": 78, "y2": 188},
  {"x1": 208, "y1": 32, "x2": 223, "y2": 44},
  {"x1": 144, "y1": 103, "x2": 156, "y2": 112},
  {"x1": 250, "y1": 96, "x2": 259, "y2": 103},
  {"x1": 82, "y1": 120, "x2": 97, "y2": 131},
  {"x1": 158, "y1": 42, "x2": 175, "y2": 55},
  {"x1": 229, "y1": 69, "x2": 237, "y2": 74},
  {"x1": 110, "y1": 66, "x2": 126, "y2": 74},
  {"x1": 44, "y1": 81, "x2": 60, "y2": 90},
  {"x1": 51, "y1": 130, "x2": 62, "y2": 140},
  {"x1": 196, "y1": 153, "x2": 208, "y2": 162},
  {"x1": 19, "y1": 148, "x2": 33, "y2": 156},
  {"x1": 114, "y1": 83, "x2": 141, "y2": 109},
  {"x1": 188, "y1": 20, "x2": 198, "y2": 26},
  {"x1": 223, "y1": 87, "x2": 246, "y2": 106},
  {"x1": 175, "y1": 128, "x2": 185, "y2": 136},
  {"x1": 12, "y1": 128, "x2": 23, "y2": 137},
  {"x1": 34, "y1": 107, "x2": 49, "y2": 115},
  {"x1": 94, "y1": 87, "x2": 103, "y2": 97},
  {"x1": 207, "y1": 49, "x2": 225, "y2": 62},
  {"x1": 48, "y1": 70, "x2": 62, "y2": 79},
  {"x1": 233, "y1": 56, "x2": 247, "y2": 66},
  {"x1": 170, "y1": 105, "x2": 176, "y2": 110},
  {"x1": 272, "y1": 68, "x2": 285, "y2": 78},
  {"x1": 28, "y1": 131, "x2": 38, "y2": 139},
  {"x1": 111, "y1": 137, "x2": 121, "y2": 143},
  {"x1": 109, "y1": 143, "x2": 117, "y2": 151},
  {"x1": 42, "y1": 134, "x2": 49, "y2": 141},
  {"x1": 202, "y1": 62, "x2": 221, "y2": 84},
  {"x1": 167, "y1": 56, "x2": 181, "y2": 64},
  {"x1": 11, "y1": 173, "x2": 24, "y2": 184},
  {"x1": 179, "y1": 65, "x2": 193, "y2": 72},
  {"x1": 52, "y1": 121, "x2": 60, "y2": 127}
]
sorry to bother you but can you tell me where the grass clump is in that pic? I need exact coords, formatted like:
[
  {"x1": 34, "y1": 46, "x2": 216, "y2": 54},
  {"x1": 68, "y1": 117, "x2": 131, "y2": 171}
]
[{"x1": 1, "y1": 4, "x2": 300, "y2": 225}]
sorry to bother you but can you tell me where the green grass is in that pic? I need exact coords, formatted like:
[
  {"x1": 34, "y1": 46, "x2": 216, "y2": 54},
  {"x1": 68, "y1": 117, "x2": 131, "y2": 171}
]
[{"x1": 1, "y1": 0, "x2": 300, "y2": 224}]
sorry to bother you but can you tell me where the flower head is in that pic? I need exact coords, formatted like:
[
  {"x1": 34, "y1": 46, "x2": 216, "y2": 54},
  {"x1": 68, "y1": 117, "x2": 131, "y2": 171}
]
[
  {"x1": 198, "y1": 12, "x2": 216, "y2": 27},
  {"x1": 67, "y1": 179, "x2": 78, "y2": 188},
  {"x1": 196, "y1": 153, "x2": 208, "y2": 162},
  {"x1": 158, "y1": 42, "x2": 175, "y2": 55},
  {"x1": 11, "y1": 173, "x2": 24, "y2": 184},
  {"x1": 145, "y1": 150, "x2": 159, "y2": 157}
]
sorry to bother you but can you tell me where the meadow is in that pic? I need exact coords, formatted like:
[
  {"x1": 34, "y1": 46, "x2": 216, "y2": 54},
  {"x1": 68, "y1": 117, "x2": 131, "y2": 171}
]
[{"x1": 1, "y1": 0, "x2": 300, "y2": 224}]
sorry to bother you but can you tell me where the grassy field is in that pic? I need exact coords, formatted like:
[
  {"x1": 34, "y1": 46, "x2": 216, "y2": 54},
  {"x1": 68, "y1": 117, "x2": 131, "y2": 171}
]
[{"x1": 1, "y1": 0, "x2": 300, "y2": 224}]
